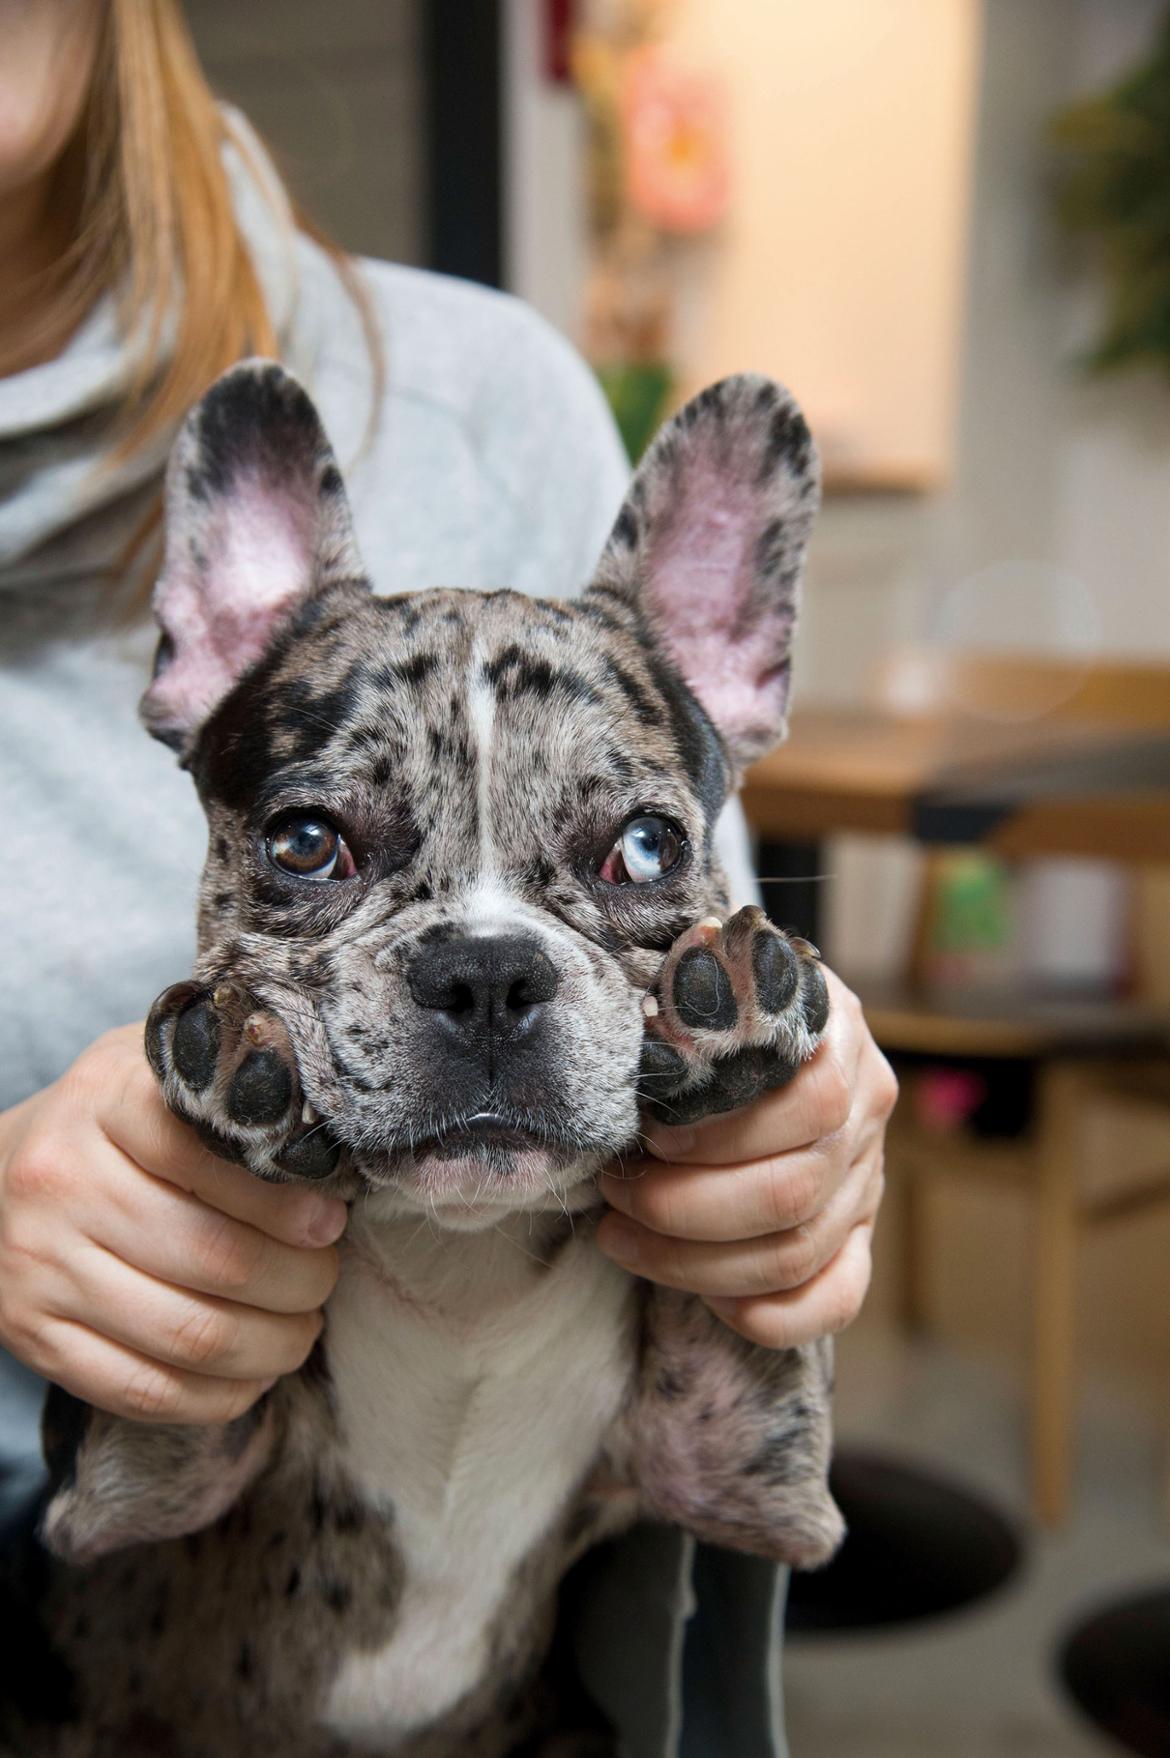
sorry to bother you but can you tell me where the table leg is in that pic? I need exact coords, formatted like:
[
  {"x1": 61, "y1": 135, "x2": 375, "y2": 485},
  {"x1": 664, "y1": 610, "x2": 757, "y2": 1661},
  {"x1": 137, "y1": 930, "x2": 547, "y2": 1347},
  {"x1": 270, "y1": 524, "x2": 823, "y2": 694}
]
[{"x1": 1032, "y1": 1063, "x2": 1083, "y2": 1527}]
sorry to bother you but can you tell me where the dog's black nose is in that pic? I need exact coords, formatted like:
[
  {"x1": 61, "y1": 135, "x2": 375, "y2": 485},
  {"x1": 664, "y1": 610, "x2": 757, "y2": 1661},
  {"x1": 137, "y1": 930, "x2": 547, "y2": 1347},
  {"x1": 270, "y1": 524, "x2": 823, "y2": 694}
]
[{"x1": 407, "y1": 934, "x2": 559, "y2": 1044}]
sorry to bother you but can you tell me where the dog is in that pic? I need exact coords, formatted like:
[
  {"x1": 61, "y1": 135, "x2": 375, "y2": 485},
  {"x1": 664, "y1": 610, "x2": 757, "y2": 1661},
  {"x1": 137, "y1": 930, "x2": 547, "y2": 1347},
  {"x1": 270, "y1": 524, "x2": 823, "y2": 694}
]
[{"x1": 4, "y1": 362, "x2": 842, "y2": 1758}]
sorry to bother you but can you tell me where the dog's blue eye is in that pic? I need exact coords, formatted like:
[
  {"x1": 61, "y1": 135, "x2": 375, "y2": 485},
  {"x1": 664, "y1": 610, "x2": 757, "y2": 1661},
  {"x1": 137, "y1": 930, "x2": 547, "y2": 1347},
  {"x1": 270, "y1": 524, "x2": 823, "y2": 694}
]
[
  {"x1": 267, "y1": 816, "x2": 355, "y2": 882},
  {"x1": 600, "y1": 815, "x2": 684, "y2": 885}
]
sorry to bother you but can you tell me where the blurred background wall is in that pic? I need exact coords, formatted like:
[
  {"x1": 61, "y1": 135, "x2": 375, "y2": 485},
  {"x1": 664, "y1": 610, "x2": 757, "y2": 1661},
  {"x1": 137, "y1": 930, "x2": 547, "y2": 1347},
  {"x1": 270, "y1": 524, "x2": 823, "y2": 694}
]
[
  {"x1": 188, "y1": 0, "x2": 428, "y2": 265},
  {"x1": 506, "y1": 0, "x2": 1170, "y2": 688}
]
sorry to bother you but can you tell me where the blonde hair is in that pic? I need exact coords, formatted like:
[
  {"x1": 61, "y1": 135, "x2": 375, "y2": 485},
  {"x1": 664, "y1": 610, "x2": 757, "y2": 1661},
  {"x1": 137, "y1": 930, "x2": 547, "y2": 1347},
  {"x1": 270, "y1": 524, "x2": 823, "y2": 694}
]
[{"x1": 38, "y1": 0, "x2": 379, "y2": 601}]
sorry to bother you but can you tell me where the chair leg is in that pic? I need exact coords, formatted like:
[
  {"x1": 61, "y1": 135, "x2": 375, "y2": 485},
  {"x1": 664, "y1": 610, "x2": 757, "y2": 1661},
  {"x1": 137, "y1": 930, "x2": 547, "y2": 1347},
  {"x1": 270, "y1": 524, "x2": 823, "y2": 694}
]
[{"x1": 1031, "y1": 1064, "x2": 1084, "y2": 1527}]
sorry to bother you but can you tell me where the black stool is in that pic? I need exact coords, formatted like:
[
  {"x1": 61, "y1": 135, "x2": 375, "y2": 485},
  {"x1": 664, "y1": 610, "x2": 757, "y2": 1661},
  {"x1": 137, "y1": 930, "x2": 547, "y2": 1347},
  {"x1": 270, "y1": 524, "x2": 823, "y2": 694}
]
[
  {"x1": 1059, "y1": 1586, "x2": 1170, "y2": 1757},
  {"x1": 786, "y1": 1449, "x2": 1023, "y2": 1634}
]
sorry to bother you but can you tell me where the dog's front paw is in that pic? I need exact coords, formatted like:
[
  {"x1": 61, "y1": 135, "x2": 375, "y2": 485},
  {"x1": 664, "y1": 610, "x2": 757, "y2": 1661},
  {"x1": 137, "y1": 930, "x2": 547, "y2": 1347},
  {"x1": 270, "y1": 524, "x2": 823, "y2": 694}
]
[
  {"x1": 637, "y1": 907, "x2": 829, "y2": 1124},
  {"x1": 145, "y1": 982, "x2": 341, "y2": 1182}
]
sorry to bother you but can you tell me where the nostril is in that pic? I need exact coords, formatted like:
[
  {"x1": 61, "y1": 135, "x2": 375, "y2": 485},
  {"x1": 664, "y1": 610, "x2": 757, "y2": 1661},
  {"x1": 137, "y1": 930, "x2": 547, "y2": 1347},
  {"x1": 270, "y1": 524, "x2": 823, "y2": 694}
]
[
  {"x1": 446, "y1": 981, "x2": 476, "y2": 1017},
  {"x1": 506, "y1": 977, "x2": 533, "y2": 1014}
]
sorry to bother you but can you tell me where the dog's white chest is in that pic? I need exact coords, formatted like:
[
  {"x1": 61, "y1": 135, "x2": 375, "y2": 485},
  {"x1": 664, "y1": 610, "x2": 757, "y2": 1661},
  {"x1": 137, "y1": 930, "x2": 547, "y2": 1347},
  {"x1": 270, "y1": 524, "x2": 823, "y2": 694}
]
[{"x1": 321, "y1": 1217, "x2": 634, "y2": 1742}]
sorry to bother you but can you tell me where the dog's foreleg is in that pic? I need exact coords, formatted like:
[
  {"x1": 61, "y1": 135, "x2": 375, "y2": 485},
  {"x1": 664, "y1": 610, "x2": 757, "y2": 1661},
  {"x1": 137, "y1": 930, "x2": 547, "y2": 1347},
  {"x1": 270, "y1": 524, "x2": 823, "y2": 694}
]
[
  {"x1": 626, "y1": 906, "x2": 843, "y2": 1569},
  {"x1": 39, "y1": 1383, "x2": 275, "y2": 1564},
  {"x1": 629, "y1": 1290, "x2": 841, "y2": 1569}
]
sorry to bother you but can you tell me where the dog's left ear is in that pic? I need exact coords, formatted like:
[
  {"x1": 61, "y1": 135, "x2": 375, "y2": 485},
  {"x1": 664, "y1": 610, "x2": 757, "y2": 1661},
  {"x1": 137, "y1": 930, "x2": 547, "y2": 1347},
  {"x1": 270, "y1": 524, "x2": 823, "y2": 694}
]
[
  {"x1": 585, "y1": 375, "x2": 820, "y2": 771},
  {"x1": 140, "y1": 359, "x2": 367, "y2": 755}
]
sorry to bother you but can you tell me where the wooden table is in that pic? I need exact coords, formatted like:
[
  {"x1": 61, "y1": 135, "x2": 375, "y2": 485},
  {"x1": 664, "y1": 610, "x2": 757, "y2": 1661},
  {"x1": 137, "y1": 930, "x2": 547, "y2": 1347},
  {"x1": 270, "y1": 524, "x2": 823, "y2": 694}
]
[
  {"x1": 744, "y1": 709, "x2": 1170, "y2": 863},
  {"x1": 749, "y1": 705, "x2": 1170, "y2": 1541}
]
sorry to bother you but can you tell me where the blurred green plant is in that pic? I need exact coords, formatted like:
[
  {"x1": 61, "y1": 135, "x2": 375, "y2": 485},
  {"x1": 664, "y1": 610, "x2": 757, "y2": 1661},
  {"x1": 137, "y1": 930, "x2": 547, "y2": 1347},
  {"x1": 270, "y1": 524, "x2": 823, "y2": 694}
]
[
  {"x1": 595, "y1": 360, "x2": 674, "y2": 462},
  {"x1": 1052, "y1": 5, "x2": 1170, "y2": 374}
]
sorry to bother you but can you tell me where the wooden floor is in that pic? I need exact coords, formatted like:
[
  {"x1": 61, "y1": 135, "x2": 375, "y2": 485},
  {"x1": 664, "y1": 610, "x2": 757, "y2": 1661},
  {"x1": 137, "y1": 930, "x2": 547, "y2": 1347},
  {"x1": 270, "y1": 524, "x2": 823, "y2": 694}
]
[{"x1": 785, "y1": 1320, "x2": 1164, "y2": 1758}]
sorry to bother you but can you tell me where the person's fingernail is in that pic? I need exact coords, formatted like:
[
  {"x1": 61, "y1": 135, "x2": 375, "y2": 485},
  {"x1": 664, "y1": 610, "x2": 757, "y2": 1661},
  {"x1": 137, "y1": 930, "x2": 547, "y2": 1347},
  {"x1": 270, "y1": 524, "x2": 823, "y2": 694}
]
[
  {"x1": 306, "y1": 1199, "x2": 347, "y2": 1245},
  {"x1": 258, "y1": 1376, "x2": 279, "y2": 1395},
  {"x1": 645, "y1": 1124, "x2": 697, "y2": 1161},
  {"x1": 706, "y1": 1296, "x2": 738, "y2": 1319},
  {"x1": 599, "y1": 1219, "x2": 643, "y2": 1268}
]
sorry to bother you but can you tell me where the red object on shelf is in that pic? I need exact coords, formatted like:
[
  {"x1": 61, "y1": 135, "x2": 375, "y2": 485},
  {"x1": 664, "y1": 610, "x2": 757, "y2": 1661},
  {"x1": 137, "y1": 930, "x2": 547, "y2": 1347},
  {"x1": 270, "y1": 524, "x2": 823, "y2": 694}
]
[
  {"x1": 543, "y1": 0, "x2": 576, "y2": 84},
  {"x1": 915, "y1": 1068, "x2": 988, "y2": 1131}
]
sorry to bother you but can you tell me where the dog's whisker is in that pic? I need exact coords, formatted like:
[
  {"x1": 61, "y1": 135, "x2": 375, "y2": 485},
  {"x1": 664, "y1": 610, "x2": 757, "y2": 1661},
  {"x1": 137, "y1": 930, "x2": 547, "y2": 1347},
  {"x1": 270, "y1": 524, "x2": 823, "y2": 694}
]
[{"x1": 755, "y1": 872, "x2": 833, "y2": 886}]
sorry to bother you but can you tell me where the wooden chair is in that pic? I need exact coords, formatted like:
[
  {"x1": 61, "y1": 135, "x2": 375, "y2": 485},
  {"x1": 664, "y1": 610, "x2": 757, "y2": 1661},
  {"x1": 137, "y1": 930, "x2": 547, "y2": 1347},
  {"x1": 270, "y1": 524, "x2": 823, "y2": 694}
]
[{"x1": 859, "y1": 649, "x2": 1170, "y2": 1526}]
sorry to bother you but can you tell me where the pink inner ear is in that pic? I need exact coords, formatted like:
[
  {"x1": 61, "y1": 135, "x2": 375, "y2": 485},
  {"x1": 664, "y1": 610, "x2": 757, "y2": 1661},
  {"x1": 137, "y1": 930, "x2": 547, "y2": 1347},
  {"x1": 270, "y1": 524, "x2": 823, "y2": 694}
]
[
  {"x1": 646, "y1": 468, "x2": 794, "y2": 749},
  {"x1": 148, "y1": 474, "x2": 316, "y2": 733}
]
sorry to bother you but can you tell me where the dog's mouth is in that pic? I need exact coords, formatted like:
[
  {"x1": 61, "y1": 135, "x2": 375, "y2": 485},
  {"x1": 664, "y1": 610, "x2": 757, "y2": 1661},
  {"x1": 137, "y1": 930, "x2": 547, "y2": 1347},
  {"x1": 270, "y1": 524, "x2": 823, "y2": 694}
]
[
  {"x1": 343, "y1": 1106, "x2": 608, "y2": 1227},
  {"x1": 410, "y1": 1111, "x2": 554, "y2": 1159}
]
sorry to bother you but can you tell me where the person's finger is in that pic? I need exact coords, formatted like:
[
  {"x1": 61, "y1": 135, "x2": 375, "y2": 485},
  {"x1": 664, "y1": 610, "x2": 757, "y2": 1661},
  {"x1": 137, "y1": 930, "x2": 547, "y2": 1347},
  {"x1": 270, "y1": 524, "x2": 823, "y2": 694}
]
[
  {"x1": 77, "y1": 1151, "x2": 341, "y2": 1315},
  {"x1": 597, "y1": 1153, "x2": 881, "y2": 1296},
  {"x1": 643, "y1": 973, "x2": 865, "y2": 1166},
  {"x1": 35, "y1": 1316, "x2": 280, "y2": 1426},
  {"x1": 96, "y1": 1049, "x2": 346, "y2": 1250},
  {"x1": 43, "y1": 1242, "x2": 324, "y2": 1381},
  {"x1": 600, "y1": 1129, "x2": 859, "y2": 1242},
  {"x1": 704, "y1": 1222, "x2": 876, "y2": 1350}
]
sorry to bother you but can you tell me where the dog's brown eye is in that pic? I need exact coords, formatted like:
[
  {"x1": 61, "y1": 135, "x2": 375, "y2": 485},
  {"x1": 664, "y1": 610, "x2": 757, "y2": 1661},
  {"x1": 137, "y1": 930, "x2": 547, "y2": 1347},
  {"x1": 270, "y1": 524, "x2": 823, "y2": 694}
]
[
  {"x1": 267, "y1": 815, "x2": 355, "y2": 882},
  {"x1": 599, "y1": 815, "x2": 684, "y2": 885}
]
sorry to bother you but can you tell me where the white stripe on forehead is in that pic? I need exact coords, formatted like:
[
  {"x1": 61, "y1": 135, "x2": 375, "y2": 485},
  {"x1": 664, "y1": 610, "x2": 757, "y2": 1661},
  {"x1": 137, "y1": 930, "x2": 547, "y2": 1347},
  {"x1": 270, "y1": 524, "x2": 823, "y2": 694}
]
[
  {"x1": 467, "y1": 634, "x2": 497, "y2": 880},
  {"x1": 462, "y1": 878, "x2": 553, "y2": 943}
]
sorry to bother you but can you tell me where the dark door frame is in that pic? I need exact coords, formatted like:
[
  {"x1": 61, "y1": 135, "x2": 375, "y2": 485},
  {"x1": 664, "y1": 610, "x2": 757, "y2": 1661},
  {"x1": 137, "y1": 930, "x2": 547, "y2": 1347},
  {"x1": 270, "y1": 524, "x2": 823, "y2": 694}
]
[{"x1": 423, "y1": 0, "x2": 504, "y2": 288}]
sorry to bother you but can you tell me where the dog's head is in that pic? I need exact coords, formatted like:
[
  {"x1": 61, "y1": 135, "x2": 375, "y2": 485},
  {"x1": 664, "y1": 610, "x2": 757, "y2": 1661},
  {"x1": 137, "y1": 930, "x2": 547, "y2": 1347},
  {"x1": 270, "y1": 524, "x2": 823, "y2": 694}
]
[{"x1": 141, "y1": 363, "x2": 818, "y2": 1227}]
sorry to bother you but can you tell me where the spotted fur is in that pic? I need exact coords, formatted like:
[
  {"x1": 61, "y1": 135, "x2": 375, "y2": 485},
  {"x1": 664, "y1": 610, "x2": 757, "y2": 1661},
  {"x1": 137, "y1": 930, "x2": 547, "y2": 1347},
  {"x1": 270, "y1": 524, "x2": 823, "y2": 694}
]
[{"x1": 4, "y1": 363, "x2": 841, "y2": 1758}]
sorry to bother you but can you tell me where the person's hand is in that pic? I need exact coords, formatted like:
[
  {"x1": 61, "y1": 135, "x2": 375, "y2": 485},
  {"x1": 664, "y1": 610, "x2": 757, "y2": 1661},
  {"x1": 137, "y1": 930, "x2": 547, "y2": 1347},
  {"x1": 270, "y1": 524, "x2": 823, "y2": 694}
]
[
  {"x1": 597, "y1": 967, "x2": 896, "y2": 1348},
  {"x1": 0, "y1": 1024, "x2": 346, "y2": 1424}
]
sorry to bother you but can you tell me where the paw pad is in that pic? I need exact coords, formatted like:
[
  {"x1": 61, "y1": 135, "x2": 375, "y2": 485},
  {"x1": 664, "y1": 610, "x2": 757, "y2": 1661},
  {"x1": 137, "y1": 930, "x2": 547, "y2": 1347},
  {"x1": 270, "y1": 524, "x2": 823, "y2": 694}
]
[
  {"x1": 171, "y1": 997, "x2": 221, "y2": 1090},
  {"x1": 751, "y1": 933, "x2": 798, "y2": 1016},
  {"x1": 672, "y1": 948, "x2": 738, "y2": 1032},
  {"x1": 228, "y1": 1046, "x2": 293, "y2": 1127}
]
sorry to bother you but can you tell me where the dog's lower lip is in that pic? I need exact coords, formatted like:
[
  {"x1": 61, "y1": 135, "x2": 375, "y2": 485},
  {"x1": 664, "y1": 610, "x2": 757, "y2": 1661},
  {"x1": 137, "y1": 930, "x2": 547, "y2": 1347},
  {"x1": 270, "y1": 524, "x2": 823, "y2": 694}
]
[
  {"x1": 416, "y1": 1113, "x2": 546, "y2": 1154},
  {"x1": 452, "y1": 1113, "x2": 533, "y2": 1148}
]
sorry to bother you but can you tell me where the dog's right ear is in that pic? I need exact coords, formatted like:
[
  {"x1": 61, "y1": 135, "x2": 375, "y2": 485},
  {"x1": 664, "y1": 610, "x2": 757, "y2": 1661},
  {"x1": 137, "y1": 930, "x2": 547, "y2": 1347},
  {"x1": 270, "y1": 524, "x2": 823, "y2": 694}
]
[{"x1": 140, "y1": 360, "x2": 368, "y2": 757}]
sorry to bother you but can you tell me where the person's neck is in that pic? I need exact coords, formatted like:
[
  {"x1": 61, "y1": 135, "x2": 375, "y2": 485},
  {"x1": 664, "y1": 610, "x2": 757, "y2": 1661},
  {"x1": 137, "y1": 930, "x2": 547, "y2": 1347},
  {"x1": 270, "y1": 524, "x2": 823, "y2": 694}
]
[{"x1": 0, "y1": 161, "x2": 84, "y2": 378}]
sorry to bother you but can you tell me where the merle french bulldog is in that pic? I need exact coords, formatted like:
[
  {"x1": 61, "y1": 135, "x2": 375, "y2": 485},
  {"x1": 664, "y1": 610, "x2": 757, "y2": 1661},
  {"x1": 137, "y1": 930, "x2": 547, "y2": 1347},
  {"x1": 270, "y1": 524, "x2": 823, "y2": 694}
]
[{"x1": 4, "y1": 363, "x2": 842, "y2": 1758}]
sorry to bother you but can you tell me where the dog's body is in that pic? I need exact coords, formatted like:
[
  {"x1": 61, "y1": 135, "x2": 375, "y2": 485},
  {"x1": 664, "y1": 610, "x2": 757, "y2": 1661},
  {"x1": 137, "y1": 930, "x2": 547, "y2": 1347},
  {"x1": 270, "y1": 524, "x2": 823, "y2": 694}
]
[{"x1": 3, "y1": 366, "x2": 841, "y2": 1758}]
